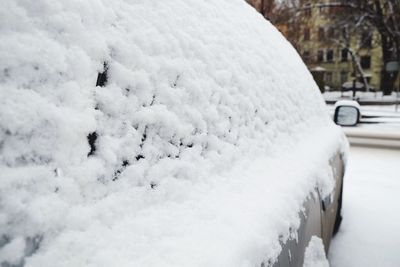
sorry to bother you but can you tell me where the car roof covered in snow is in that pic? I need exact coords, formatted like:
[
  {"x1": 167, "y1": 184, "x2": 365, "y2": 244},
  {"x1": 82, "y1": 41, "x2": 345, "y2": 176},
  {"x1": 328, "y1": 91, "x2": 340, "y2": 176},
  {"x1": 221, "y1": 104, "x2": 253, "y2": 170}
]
[{"x1": 0, "y1": 0, "x2": 345, "y2": 266}]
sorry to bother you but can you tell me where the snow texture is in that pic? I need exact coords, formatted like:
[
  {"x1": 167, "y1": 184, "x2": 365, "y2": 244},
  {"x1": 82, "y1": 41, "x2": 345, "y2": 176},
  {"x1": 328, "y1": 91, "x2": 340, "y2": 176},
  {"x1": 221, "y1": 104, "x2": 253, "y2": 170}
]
[
  {"x1": 303, "y1": 236, "x2": 329, "y2": 267},
  {"x1": 329, "y1": 147, "x2": 400, "y2": 267},
  {"x1": 0, "y1": 0, "x2": 345, "y2": 266}
]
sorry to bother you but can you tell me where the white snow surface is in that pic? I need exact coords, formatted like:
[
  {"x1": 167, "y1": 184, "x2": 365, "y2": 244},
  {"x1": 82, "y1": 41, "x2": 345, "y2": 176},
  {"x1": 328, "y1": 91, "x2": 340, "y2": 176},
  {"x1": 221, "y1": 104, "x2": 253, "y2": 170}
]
[
  {"x1": 0, "y1": 0, "x2": 345, "y2": 266},
  {"x1": 303, "y1": 236, "x2": 329, "y2": 267},
  {"x1": 329, "y1": 147, "x2": 400, "y2": 267}
]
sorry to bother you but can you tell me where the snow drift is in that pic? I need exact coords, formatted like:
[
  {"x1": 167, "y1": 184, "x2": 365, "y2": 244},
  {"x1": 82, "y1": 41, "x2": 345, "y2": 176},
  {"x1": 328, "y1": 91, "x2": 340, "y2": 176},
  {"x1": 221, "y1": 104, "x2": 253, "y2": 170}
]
[{"x1": 0, "y1": 0, "x2": 345, "y2": 266}]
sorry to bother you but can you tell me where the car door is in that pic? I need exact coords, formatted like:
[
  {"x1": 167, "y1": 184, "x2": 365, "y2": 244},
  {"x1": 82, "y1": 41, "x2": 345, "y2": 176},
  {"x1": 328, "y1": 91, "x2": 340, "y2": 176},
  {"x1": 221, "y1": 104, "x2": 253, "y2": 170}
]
[{"x1": 270, "y1": 151, "x2": 345, "y2": 266}]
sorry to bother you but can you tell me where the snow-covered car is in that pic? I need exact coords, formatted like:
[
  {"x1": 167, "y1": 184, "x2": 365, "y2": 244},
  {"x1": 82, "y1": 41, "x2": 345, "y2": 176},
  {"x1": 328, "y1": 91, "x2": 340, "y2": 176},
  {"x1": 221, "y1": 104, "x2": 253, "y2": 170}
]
[{"x1": 0, "y1": 0, "x2": 347, "y2": 266}]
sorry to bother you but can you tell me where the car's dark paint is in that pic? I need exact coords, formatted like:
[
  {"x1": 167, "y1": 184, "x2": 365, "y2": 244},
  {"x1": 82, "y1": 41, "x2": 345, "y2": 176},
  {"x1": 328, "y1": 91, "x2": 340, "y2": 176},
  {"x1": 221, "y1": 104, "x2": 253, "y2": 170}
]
[
  {"x1": 332, "y1": 184, "x2": 343, "y2": 236},
  {"x1": 267, "y1": 151, "x2": 345, "y2": 267}
]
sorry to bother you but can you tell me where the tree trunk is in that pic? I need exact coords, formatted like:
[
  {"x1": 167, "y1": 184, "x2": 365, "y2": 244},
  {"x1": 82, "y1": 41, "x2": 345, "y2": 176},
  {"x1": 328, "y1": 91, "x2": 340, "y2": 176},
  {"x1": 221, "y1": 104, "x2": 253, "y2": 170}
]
[
  {"x1": 379, "y1": 33, "x2": 397, "y2": 95},
  {"x1": 348, "y1": 48, "x2": 370, "y2": 92},
  {"x1": 373, "y1": 0, "x2": 397, "y2": 95},
  {"x1": 380, "y1": 70, "x2": 397, "y2": 95}
]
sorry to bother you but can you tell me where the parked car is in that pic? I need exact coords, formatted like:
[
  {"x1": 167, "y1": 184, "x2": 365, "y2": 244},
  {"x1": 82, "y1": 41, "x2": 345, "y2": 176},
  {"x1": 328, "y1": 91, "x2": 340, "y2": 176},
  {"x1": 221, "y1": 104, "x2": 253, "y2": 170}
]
[{"x1": 0, "y1": 1, "x2": 346, "y2": 266}]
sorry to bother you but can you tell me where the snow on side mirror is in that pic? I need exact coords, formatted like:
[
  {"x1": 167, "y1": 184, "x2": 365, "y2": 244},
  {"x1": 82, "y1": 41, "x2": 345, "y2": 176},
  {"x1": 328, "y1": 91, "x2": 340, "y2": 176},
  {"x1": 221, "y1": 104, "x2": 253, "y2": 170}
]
[{"x1": 334, "y1": 101, "x2": 361, "y2": 127}]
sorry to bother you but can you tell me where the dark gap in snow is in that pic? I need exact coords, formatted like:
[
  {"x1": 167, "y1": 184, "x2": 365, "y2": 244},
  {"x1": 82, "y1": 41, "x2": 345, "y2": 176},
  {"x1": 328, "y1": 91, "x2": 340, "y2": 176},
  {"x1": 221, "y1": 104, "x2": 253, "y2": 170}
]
[
  {"x1": 96, "y1": 62, "x2": 108, "y2": 87},
  {"x1": 111, "y1": 176, "x2": 118, "y2": 182},
  {"x1": 179, "y1": 140, "x2": 193, "y2": 148},
  {"x1": 172, "y1": 74, "x2": 180, "y2": 88},
  {"x1": 87, "y1": 132, "x2": 98, "y2": 156},
  {"x1": 135, "y1": 155, "x2": 144, "y2": 161},
  {"x1": 150, "y1": 95, "x2": 156, "y2": 106},
  {"x1": 112, "y1": 160, "x2": 130, "y2": 181},
  {"x1": 140, "y1": 134, "x2": 146, "y2": 146},
  {"x1": 142, "y1": 130, "x2": 147, "y2": 142},
  {"x1": 139, "y1": 127, "x2": 147, "y2": 149},
  {"x1": 150, "y1": 182, "x2": 157, "y2": 189}
]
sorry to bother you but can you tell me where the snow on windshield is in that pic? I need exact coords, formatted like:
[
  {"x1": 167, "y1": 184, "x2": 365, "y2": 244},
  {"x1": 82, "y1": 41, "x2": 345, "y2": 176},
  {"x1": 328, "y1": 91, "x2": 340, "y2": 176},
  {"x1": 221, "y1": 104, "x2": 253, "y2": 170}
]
[{"x1": 0, "y1": 0, "x2": 345, "y2": 266}]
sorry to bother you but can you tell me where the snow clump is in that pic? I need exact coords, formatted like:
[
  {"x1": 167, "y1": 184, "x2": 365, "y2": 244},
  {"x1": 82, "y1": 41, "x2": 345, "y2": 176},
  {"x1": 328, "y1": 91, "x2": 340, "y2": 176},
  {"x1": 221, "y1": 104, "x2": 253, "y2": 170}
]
[{"x1": 303, "y1": 236, "x2": 330, "y2": 267}]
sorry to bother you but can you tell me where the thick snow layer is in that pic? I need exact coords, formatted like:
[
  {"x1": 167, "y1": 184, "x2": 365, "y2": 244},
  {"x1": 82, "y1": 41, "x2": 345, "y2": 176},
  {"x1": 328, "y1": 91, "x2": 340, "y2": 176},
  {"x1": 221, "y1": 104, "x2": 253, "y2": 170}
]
[
  {"x1": 329, "y1": 147, "x2": 400, "y2": 267},
  {"x1": 303, "y1": 236, "x2": 329, "y2": 267},
  {"x1": 0, "y1": 0, "x2": 345, "y2": 266}
]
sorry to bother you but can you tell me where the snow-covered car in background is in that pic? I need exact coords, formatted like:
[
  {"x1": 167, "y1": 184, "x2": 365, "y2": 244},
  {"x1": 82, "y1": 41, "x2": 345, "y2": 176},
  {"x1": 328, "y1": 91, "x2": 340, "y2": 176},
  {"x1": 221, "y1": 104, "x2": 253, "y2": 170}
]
[{"x1": 0, "y1": 0, "x2": 347, "y2": 266}]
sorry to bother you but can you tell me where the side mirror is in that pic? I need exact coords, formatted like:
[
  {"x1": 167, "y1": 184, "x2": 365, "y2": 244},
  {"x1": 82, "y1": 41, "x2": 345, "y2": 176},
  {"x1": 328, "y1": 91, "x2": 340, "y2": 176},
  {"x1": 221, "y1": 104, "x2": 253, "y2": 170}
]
[{"x1": 334, "y1": 105, "x2": 360, "y2": 126}]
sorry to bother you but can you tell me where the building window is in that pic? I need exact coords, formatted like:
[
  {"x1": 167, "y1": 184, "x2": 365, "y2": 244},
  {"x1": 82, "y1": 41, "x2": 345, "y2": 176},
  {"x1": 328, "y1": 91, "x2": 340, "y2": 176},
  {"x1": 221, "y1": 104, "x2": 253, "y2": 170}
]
[
  {"x1": 342, "y1": 27, "x2": 348, "y2": 38},
  {"x1": 304, "y1": 28, "x2": 310, "y2": 41},
  {"x1": 317, "y1": 50, "x2": 324, "y2": 62},
  {"x1": 360, "y1": 31, "x2": 372, "y2": 48},
  {"x1": 360, "y1": 56, "x2": 371, "y2": 69},
  {"x1": 340, "y1": 71, "x2": 348, "y2": 84},
  {"x1": 326, "y1": 50, "x2": 334, "y2": 62},
  {"x1": 304, "y1": 5, "x2": 312, "y2": 17},
  {"x1": 327, "y1": 28, "x2": 335, "y2": 39},
  {"x1": 341, "y1": 49, "x2": 348, "y2": 62},
  {"x1": 318, "y1": 27, "x2": 325, "y2": 41},
  {"x1": 325, "y1": 72, "x2": 333, "y2": 84},
  {"x1": 303, "y1": 50, "x2": 310, "y2": 63}
]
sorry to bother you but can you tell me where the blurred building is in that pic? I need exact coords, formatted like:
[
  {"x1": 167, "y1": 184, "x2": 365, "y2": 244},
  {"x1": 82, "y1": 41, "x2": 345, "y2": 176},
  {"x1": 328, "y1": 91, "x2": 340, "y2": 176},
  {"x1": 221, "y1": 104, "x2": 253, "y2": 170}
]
[
  {"x1": 296, "y1": 0, "x2": 382, "y2": 91},
  {"x1": 247, "y1": 0, "x2": 383, "y2": 92}
]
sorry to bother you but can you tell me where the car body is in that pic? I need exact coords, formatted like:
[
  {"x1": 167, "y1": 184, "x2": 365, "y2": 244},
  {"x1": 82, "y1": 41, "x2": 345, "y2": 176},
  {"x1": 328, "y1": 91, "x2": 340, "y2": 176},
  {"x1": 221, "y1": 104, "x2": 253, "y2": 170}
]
[
  {"x1": 273, "y1": 152, "x2": 344, "y2": 267},
  {"x1": 0, "y1": 0, "x2": 346, "y2": 266}
]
